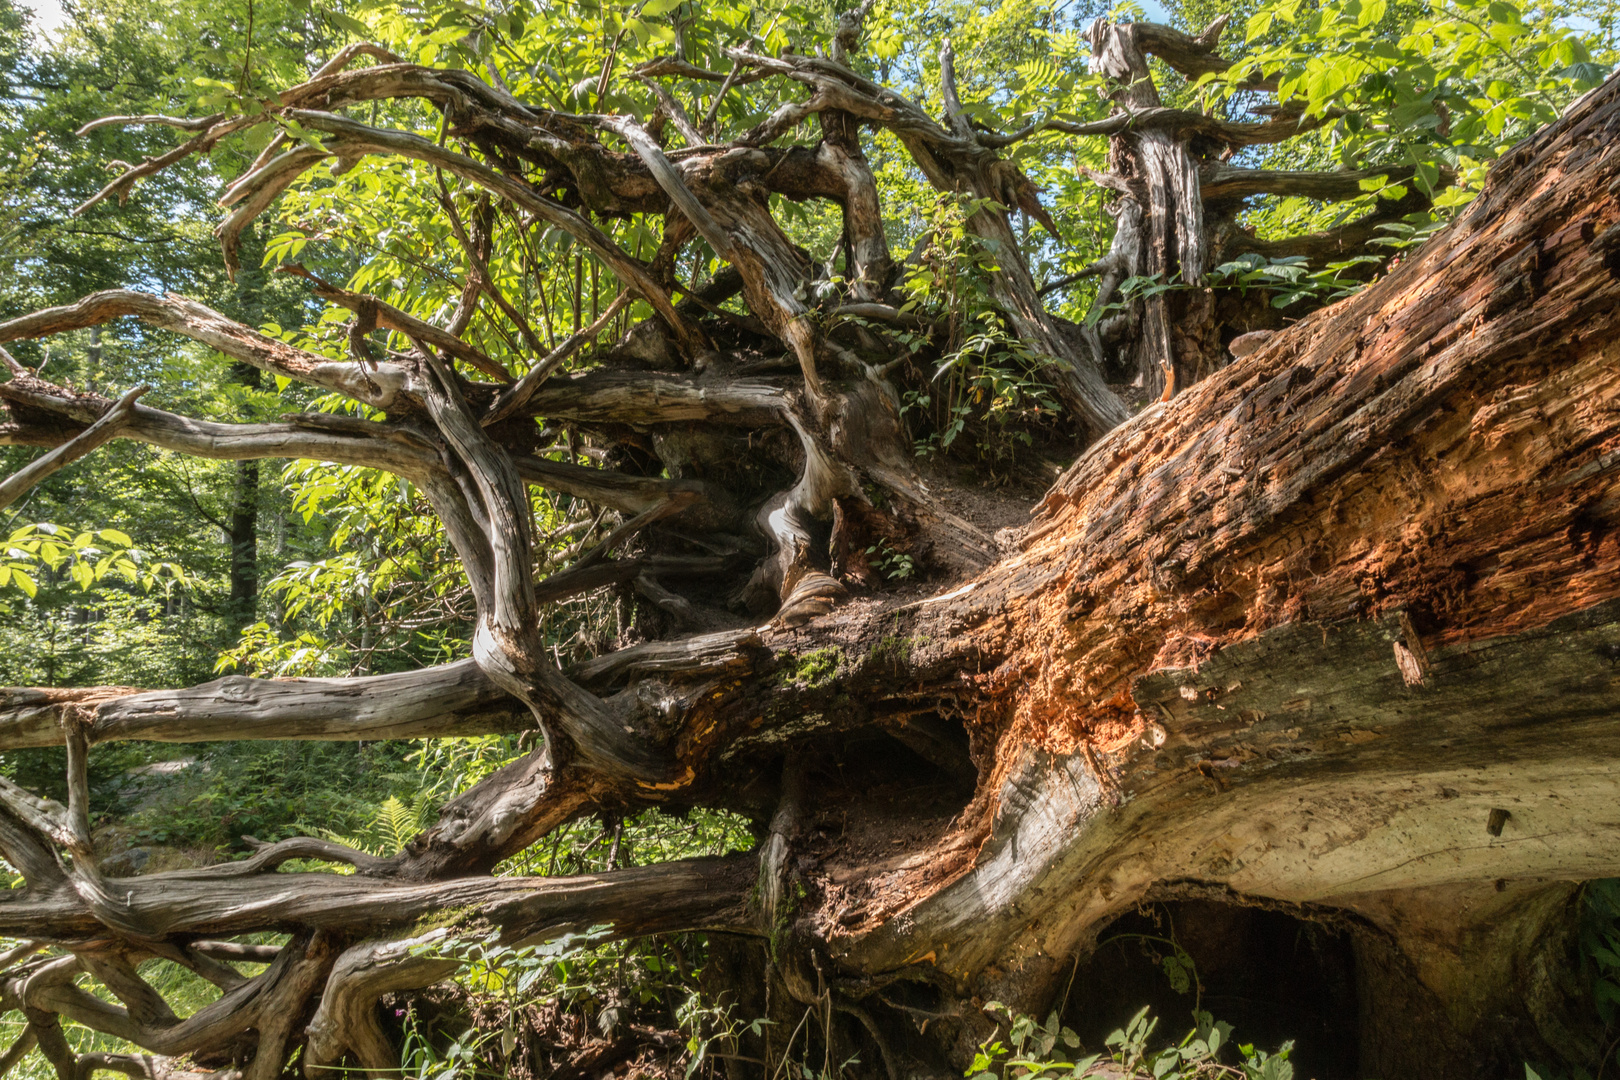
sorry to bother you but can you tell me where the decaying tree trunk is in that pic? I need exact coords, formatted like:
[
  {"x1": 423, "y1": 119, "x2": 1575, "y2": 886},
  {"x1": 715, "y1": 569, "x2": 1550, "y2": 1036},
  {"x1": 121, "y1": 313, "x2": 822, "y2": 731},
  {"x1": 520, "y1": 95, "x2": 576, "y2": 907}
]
[
  {"x1": 1070, "y1": 16, "x2": 1444, "y2": 397},
  {"x1": 0, "y1": 16, "x2": 1618, "y2": 1080}
]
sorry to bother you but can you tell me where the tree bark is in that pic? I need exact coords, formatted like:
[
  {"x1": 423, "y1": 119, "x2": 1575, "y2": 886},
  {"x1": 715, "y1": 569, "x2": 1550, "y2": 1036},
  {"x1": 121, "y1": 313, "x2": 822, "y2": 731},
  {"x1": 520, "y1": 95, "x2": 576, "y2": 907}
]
[{"x1": 1074, "y1": 16, "x2": 1444, "y2": 399}]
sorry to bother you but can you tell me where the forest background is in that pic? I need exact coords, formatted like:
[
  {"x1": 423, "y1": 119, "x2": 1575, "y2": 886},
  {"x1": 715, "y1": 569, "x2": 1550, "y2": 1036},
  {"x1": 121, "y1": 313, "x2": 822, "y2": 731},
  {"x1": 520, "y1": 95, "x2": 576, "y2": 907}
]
[{"x1": 3, "y1": 0, "x2": 1620, "y2": 1074}]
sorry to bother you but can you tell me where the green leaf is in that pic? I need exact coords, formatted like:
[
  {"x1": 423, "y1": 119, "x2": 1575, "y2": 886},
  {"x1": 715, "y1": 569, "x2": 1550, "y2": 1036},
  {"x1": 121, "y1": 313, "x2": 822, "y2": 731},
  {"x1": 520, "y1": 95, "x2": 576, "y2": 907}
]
[
  {"x1": 1558, "y1": 61, "x2": 1609, "y2": 85},
  {"x1": 325, "y1": 9, "x2": 373, "y2": 37},
  {"x1": 1486, "y1": 1, "x2": 1522, "y2": 25},
  {"x1": 98, "y1": 528, "x2": 133, "y2": 547},
  {"x1": 1414, "y1": 160, "x2": 1440, "y2": 194},
  {"x1": 13, "y1": 569, "x2": 36, "y2": 598}
]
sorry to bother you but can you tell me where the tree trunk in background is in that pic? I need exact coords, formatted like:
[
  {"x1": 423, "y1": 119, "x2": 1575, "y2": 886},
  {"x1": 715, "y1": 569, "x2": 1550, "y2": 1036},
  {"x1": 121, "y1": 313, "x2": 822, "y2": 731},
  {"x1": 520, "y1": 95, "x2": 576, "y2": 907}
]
[
  {"x1": 227, "y1": 363, "x2": 260, "y2": 633},
  {"x1": 1080, "y1": 17, "x2": 1440, "y2": 399}
]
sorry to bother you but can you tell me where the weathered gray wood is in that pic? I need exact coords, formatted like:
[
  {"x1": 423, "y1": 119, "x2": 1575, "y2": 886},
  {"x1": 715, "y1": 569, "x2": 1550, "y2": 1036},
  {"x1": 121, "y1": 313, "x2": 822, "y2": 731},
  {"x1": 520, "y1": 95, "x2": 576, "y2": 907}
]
[
  {"x1": 0, "y1": 384, "x2": 146, "y2": 511},
  {"x1": 0, "y1": 376, "x2": 435, "y2": 478},
  {"x1": 571, "y1": 627, "x2": 763, "y2": 688},
  {"x1": 0, "y1": 661, "x2": 524, "y2": 749},
  {"x1": 0, "y1": 292, "x2": 414, "y2": 410},
  {"x1": 0, "y1": 853, "x2": 759, "y2": 949}
]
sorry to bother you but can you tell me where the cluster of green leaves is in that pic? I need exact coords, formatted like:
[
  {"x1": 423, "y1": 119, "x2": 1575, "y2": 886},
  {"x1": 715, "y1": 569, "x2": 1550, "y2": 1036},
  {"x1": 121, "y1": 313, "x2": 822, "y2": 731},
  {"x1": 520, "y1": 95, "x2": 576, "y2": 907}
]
[
  {"x1": 1204, "y1": 0, "x2": 1611, "y2": 234},
  {"x1": 970, "y1": 1003, "x2": 1295, "y2": 1080},
  {"x1": 1132, "y1": 0, "x2": 1615, "y2": 328},
  {"x1": 1527, "y1": 879, "x2": 1620, "y2": 1079},
  {"x1": 855, "y1": 0, "x2": 1124, "y2": 331},
  {"x1": 1209, "y1": 253, "x2": 1384, "y2": 306},
  {"x1": 1582, "y1": 880, "x2": 1620, "y2": 1031},
  {"x1": 678, "y1": 994, "x2": 775, "y2": 1080},
  {"x1": 250, "y1": 0, "x2": 844, "y2": 367},
  {"x1": 404, "y1": 925, "x2": 734, "y2": 1080},
  {"x1": 1, "y1": 523, "x2": 185, "y2": 598},
  {"x1": 216, "y1": 459, "x2": 477, "y2": 676},
  {"x1": 1, "y1": 0, "x2": 369, "y2": 694},
  {"x1": 383, "y1": 805, "x2": 755, "y2": 1080},
  {"x1": 131, "y1": 740, "x2": 423, "y2": 850},
  {"x1": 864, "y1": 539, "x2": 918, "y2": 580},
  {"x1": 1100, "y1": 245, "x2": 1407, "y2": 319},
  {"x1": 325, "y1": 789, "x2": 440, "y2": 856},
  {"x1": 889, "y1": 194, "x2": 1064, "y2": 465}
]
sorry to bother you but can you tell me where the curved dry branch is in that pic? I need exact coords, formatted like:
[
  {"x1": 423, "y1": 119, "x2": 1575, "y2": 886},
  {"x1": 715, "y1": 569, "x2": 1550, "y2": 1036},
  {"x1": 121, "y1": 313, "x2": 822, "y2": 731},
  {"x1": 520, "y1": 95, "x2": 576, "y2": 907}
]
[
  {"x1": 278, "y1": 109, "x2": 703, "y2": 356},
  {"x1": 405, "y1": 341, "x2": 669, "y2": 783},
  {"x1": 1119, "y1": 17, "x2": 1282, "y2": 90},
  {"x1": 0, "y1": 384, "x2": 147, "y2": 511},
  {"x1": 1200, "y1": 162, "x2": 1422, "y2": 202},
  {"x1": 633, "y1": 56, "x2": 772, "y2": 86},
  {"x1": 216, "y1": 147, "x2": 331, "y2": 278},
  {"x1": 0, "y1": 293, "x2": 413, "y2": 410},
  {"x1": 69, "y1": 1051, "x2": 228, "y2": 1080},
  {"x1": 0, "y1": 660, "x2": 523, "y2": 750},
  {"x1": 304, "y1": 932, "x2": 456, "y2": 1078},
  {"x1": 603, "y1": 114, "x2": 830, "y2": 397},
  {"x1": 75, "y1": 114, "x2": 224, "y2": 135},
  {"x1": 0, "y1": 375, "x2": 438, "y2": 479},
  {"x1": 284, "y1": 268, "x2": 516, "y2": 383},
  {"x1": 73, "y1": 117, "x2": 262, "y2": 216},
  {"x1": 729, "y1": 45, "x2": 1130, "y2": 437},
  {"x1": 485, "y1": 291, "x2": 631, "y2": 426},
  {"x1": 520, "y1": 369, "x2": 792, "y2": 426},
  {"x1": 0, "y1": 809, "x2": 64, "y2": 888},
  {"x1": 515, "y1": 454, "x2": 735, "y2": 524},
  {"x1": 0, "y1": 851, "x2": 760, "y2": 942},
  {"x1": 981, "y1": 105, "x2": 1335, "y2": 149},
  {"x1": 0, "y1": 1025, "x2": 37, "y2": 1078},
  {"x1": 8, "y1": 940, "x2": 302, "y2": 1057}
]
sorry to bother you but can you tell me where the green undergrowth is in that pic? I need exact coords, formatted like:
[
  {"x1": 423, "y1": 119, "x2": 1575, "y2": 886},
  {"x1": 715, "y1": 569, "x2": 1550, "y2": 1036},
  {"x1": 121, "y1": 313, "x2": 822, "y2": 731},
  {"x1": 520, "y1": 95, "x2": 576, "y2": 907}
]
[{"x1": 971, "y1": 1003, "x2": 1296, "y2": 1080}]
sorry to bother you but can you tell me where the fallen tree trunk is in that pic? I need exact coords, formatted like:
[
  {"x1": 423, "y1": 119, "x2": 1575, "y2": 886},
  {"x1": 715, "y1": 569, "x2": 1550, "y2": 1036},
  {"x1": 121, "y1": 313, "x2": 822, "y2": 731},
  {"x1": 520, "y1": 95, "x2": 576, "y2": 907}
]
[
  {"x1": 804, "y1": 73, "x2": 1620, "y2": 1078},
  {"x1": 1, "y1": 29, "x2": 1618, "y2": 1080}
]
